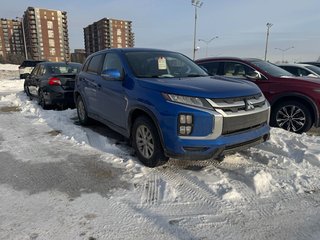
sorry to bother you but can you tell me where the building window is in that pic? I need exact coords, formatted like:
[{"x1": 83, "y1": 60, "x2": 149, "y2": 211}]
[
  {"x1": 47, "y1": 21, "x2": 53, "y2": 29},
  {"x1": 49, "y1": 48, "x2": 56, "y2": 56},
  {"x1": 49, "y1": 39, "x2": 55, "y2": 47},
  {"x1": 48, "y1": 30, "x2": 54, "y2": 38}
]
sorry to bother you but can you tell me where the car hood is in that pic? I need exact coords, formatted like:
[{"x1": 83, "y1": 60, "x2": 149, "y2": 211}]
[
  {"x1": 280, "y1": 75, "x2": 320, "y2": 84},
  {"x1": 137, "y1": 76, "x2": 261, "y2": 99}
]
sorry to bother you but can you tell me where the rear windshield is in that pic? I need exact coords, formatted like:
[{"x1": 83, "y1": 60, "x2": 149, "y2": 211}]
[
  {"x1": 125, "y1": 51, "x2": 208, "y2": 78},
  {"x1": 248, "y1": 59, "x2": 294, "y2": 77},
  {"x1": 47, "y1": 63, "x2": 81, "y2": 74},
  {"x1": 305, "y1": 65, "x2": 320, "y2": 75},
  {"x1": 20, "y1": 61, "x2": 43, "y2": 67}
]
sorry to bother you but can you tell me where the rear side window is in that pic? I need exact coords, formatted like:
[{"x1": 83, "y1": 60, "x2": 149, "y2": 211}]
[
  {"x1": 280, "y1": 66, "x2": 298, "y2": 76},
  {"x1": 86, "y1": 54, "x2": 104, "y2": 74},
  {"x1": 199, "y1": 62, "x2": 220, "y2": 75}
]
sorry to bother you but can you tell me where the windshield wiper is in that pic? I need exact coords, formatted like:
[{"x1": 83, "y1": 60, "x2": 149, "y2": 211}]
[{"x1": 186, "y1": 74, "x2": 207, "y2": 77}]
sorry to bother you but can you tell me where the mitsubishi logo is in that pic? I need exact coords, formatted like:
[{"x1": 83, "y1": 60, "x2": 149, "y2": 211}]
[{"x1": 245, "y1": 100, "x2": 255, "y2": 111}]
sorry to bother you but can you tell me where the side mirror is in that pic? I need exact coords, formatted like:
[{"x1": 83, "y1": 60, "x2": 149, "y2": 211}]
[
  {"x1": 101, "y1": 69, "x2": 122, "y2": 80},
  {"x1": 22, "y1": 73, "x2": 30, "y2": 79},
  {"x1": 307, "y1": 73, "x2": 318, "y2": 78},
  {"x1": 245, "y1": 70, "x2": 262, "y2": 80}
]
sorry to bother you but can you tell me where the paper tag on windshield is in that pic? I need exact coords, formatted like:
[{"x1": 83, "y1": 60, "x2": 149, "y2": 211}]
[{"x1": 158, "y1": 57, "x2": 167, "y2": 70}]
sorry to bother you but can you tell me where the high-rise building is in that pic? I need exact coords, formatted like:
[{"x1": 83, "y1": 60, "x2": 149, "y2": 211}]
[
  {"x1": 23, "y1": 7, "x2": 70, "y2": 62},
  {"x1": 0, "y1": 18, "x2": 25, "y2": 60},
  {"x1": 71, "y1": 49, "x2": 86, "y2": 63},
  {"x1": 84, "y1": 18, "x2": 134, "y2": 55}
]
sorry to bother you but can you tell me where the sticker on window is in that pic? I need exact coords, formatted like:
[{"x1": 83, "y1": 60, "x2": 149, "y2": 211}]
[{"x1": 158, "y1": 57, "x2": 167, "y2": 70}]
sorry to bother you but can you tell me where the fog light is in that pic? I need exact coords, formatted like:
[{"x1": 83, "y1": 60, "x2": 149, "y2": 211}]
[
  {"x1": 179, "y1": 115, "x2": 186, "y2": 124},
  {"x1": 179, "y1": 126, "x2": 186, "y2": 135},
  {"x1": 178, "y1": 114, "x2": 193, "y2": 136},
  {"x1": 186, "y1": 126, "x2": 192, "y2": 135},
  {"x1": 186, "y1": 115, "x2": 193, "y2": 124}
]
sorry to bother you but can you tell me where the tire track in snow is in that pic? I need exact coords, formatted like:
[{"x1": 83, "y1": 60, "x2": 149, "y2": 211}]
[{"x1": 155, "y1": 166, "x2": 241, "y2": 215}]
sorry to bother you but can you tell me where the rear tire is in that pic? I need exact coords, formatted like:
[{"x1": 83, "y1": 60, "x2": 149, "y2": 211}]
[
  {"x1": 76, "y1": 96, "x2": 91, "y2": 125},
  {"x1": 38, "y1": 89, "x2": 49, "y2": 110},
  {"x1": 270, "y1": 100, "x2": 312, "y2": 133},
  {"x1": 24, "y1": 83, "x2": 31, "y2": 97},
  {"x1": 132, "y1": 116, "x2": 168, "y2": 168}
]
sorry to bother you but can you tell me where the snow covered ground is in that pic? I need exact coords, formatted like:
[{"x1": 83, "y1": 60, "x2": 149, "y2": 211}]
[{"x1": 1, "y1": 65, "x2": 320, "y2": 240}]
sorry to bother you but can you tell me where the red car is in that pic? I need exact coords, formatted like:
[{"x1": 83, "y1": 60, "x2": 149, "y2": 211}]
[{"x1": 196, "y1": 57, "x2": 320, "y2": 133}]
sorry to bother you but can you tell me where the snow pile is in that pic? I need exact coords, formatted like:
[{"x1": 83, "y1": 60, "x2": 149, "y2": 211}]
[
  {"x1": 253, "y1": 170, "x2": 274, "y2": 196},
  {"x1": 0, "y1": 63, "x2": 19, "y2": 71}
]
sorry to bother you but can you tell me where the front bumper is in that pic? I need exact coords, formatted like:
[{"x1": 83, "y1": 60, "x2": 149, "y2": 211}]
[{"x1": 159, "y1": 95, "x2": 271, "y2": 160}]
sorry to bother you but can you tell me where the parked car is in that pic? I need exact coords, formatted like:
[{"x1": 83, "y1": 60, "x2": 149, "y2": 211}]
[
  {"x1": 278, "y1": 63, "x2": 320, "y2": 78},
  {"x1": 19, "y1": 60, "x2": 44, "y2": 79},
  {"x1": 299, "y1": 62, "x2": 320, "y2": 68},
  {"x1": 195, "y1": 57, "x2": 320, "y2": 133},
  {"x1": 24, "y1": 61, "x2": 82, "y2": 109},
  {"x1": 75, "y1": 48, "x2": 270, "y2": 167}
]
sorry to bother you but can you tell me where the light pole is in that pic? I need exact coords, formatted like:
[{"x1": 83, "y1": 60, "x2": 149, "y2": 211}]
[
  {"x1": 275, "y1": 46, "x2": 294, "y2": 63},
  {"x1": 199, "y1": 36, "x2": 218, "y2": 57},
  {"x1": 264, "y1": 22, "x2": 273, "y2": 61},
  {"x1": 191, "y1": 0, "x2": 203, "y2": 60},
  {"x1": 16, "y1": 16, "x2": 28, "y2": 60}
]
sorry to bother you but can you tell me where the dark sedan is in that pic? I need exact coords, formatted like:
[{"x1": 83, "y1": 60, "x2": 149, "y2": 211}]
[{"x1": 24, "y1": 62, "x2": 82, "y2": 109}]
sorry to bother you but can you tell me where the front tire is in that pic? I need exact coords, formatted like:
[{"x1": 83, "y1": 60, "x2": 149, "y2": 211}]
[
  {"x1": 270, "y1": 100, "x2": 312, "y2": 133},
  {"x1": 132, "y1": 116, "x2": 168, "y2": 168}
]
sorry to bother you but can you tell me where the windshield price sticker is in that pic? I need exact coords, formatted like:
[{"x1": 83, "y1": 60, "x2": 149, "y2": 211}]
[{"x1": 158, "y1": 57, "x2": 167, "y2": 70}]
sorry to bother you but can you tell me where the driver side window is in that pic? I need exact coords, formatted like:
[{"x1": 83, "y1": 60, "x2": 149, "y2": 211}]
[
  {"x1": 102, "y1": 53, "x2": 123, "y2": 74},
  {"x1": 223, "y1": 62, "x2": 263, "y2": 80}
]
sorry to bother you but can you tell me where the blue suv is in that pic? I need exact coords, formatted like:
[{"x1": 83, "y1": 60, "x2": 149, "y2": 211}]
[{"x1": 74, "y1": 48, "x2": 270, "y2": 167}]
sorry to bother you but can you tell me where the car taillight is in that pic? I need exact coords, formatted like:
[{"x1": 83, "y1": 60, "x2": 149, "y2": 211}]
[{"x1": 48, "y1": 77, "x2": 61, "y2": 86}]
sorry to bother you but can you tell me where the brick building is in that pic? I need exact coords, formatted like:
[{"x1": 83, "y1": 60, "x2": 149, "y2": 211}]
[
  {"x1": 84, "y1": 18, "x2": 134, "y2": 55},
  {"x1": 71, "y1": 49, "x2": 86, "y2": 63},
  {"x1": 23, "y1": 7, "x2": 70, "y2": 62},
  {"x1": 0, "y1": 18, "x2": 25, "y2": 60}
]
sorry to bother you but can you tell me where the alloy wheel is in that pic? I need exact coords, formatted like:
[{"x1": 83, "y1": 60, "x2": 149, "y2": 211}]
[
  {"x1": 276, "y1": 105, "x2": 306, "y2": 132},
  {"x1": 135, "y1": 125, "x2": 154, "y2": 159},
  {"x1": 77, "y1": 99, "x2": 86, "y2": 122}
]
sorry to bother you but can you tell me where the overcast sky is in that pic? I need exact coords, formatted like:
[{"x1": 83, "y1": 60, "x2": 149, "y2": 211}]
[{"x1": 1, "y1": 0, "x2": 320, "y2": 62}]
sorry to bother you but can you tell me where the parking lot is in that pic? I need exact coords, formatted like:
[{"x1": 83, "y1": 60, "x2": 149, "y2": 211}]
[{"x1": 1, "y1": 67, "x2": 320, "y2": 239}]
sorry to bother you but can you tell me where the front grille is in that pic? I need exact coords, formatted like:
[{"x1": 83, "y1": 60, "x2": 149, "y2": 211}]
[
  {"x1": 210, "y1": 93, "x2": 265, "y2": 113},
  {"x1": 208, "y1": 93, "x2": 269, "y2": 136},
  {"x1": 222, "y1": 110, "x2": 269, "y2": 135}
]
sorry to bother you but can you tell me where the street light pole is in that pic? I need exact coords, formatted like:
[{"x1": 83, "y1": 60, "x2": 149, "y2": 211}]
[
  {"x1": 199, "y1": 36, "x2": 219, "y2": 57},
  {"x1": 275, "y1": 46, "x2": 294, "y2": 63},
  {"x1": 191, "y1": 0, "x2": 203, "y2": 60},
  {"x1": 17, "y1": 16, "x2": 28, "y2": 60},
  {"x1": 264, "y1": 22, "x2": 273, "y2": 61}
]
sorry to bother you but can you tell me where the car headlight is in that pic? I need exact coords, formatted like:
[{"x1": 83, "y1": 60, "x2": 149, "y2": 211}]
[{"x1": 162, "y1": 93, "x2": 212, "y2": 109}]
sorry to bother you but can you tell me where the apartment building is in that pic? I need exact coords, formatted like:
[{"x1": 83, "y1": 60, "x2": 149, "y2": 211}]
[
  {"x1": 23, "y1": 7, "x2": 70, "y2": 62},
  {"x1": 84, "y1": 18, "x2": 134, "y2": 55},
  {"x1": 71, "y1": 49, "x2": 86, "y2": 63},
  {"x1": 0, "y1": 18, "x2": 25, "y2": 60}
]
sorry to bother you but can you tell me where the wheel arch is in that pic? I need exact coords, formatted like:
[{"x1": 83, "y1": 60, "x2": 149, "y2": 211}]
[
  {"x1": 270, "y1": 93, "x2": 319, "y2": 127},
  {"x1": 128, "y1": 107, "x2": 166, "y2": 150}
]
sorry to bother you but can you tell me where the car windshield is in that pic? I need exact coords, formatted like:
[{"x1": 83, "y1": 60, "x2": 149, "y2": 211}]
[
  {"x1": 305, "y1": 65, "x2": 320, "y2": 75},
  {"x1": 125, "y1": 51, "x2": 208, "y2": 78},
  {"x1": 48, "y1": 63, "x2": 81, "y2": 74},
  {"x1": 248, "y1": 59, "x2": 294, "y2": 77}
]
